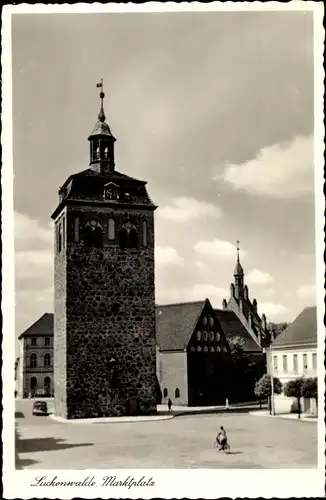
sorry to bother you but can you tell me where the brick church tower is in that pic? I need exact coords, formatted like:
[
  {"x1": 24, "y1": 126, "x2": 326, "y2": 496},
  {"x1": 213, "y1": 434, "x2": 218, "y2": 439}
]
[{"x1": 51, "y1": 82, "x2": 157, "y2": 419}]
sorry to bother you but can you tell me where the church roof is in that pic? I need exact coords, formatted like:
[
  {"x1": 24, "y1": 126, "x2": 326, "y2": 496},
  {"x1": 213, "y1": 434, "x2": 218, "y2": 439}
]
[
  {"x1": 214, "y1": 309, "x2": 262, "y2": 352},
  {"x1": 271, "y1": 306, "x2": 317, "y2": 348},
  {"x1": 18, "y1": 313, "x2": 53, "y2": 339},
  {"x1": 156, "y1": 301, "x2": 206, "y2": 351}
]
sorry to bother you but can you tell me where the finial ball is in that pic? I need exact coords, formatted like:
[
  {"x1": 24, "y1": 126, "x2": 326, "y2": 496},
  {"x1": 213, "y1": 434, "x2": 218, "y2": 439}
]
[{"x1": 100, "y1": 92, "x2": 105, "y2": 99}]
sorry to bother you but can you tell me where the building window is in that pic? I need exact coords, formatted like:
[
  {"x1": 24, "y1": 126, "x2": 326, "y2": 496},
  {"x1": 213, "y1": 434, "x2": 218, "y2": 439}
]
[
  {"x1": 31, "y1": 338, "x2": 37, "y2": 346},
  {"x1": 216, "y1": 346, "x2": 221, "y2": 353},
  {"x1": 83, "y1": 220, "x2": 103, "y2": 248},
  {"x1": 209, "y1": 316, "x2": 214, "y2": 327},
  {"x1": 215, "y1": 332, "x2": 220, "y2": 342},
  {"x1": 303, "y1": 353, "x2": 308, "y2": 371},
  {"x1": 62, "y1": 216, "x2": 66, "y2": 248},
  {"x1": 44, "y1": 337, "x2": 50, "y2": 346},
  {"x1": 163, "y1": 388, "x2": 168, "y2": 398},
  {"x1": 142, "y1": 220, "x2": 147, "y2": 247},
  {"x1": 196, "y1": 331, "x2": 201, "y2": 341},
  {"x1": 30, "y1": 354, "x2": 37, "y2": 368},
  {"x1": 108, "y1": 218, "x2": 115, "y2": 240},
  {"x1": 74, "y1": 217, "x2": 79, "y2": 242},
  {"x1": 210, "y1": 346, "x2": 215, "y2": 352},
  {"x1": 293, "y1": 354, "x2": 298, "y2": 373},
  {"x1": 197, "y1": 346, "x2": 202, "y2": 352},
  {"x1": 312, "y1": 353, "x2": 317, "y2": 370},
  {"x1": 282, "y1": 355, "x2": 287, "y2": 372},
  {"x1": 30, "y1": 377, "x2": 37, "y2": 390},
  {"x1": 273, "y1": 356, "x2": 278, "y2": 371},
  {"x1": 57, "y1": 223, "x2": 62, "y2": 253},
  {"x1": 118, "y1": 222, "x2": 138, "y2": 249},
  {"x1": 210, "y1": 331, "x2": 214, "y2": 342},
  {"x1": 175, "y1": 388, "x2": 180, "y2": 398},
  {"x1": 44, "y1": 353, "x2": 51, "y2": 368},
  {"x1": 203, "y1": 316, "x2": 208, "y2": 326},
  {"x1": 203, "y1": 331, "x2": 208, "y2": 341},
  {"x1": 44, "y1": 377, "x2": 51, "y2": 395}
]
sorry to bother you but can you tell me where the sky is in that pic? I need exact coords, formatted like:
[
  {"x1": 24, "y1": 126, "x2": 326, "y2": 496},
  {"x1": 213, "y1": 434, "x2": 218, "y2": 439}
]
[{"x1": 11, "y1": 10, "x2": 317, "y2": 340}]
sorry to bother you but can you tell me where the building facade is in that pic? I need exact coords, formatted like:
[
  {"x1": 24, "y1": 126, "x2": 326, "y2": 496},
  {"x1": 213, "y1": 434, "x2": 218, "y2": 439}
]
[
  {"x1": 267, "y1": 306, "x2": 317, "y2": 414},
  {"x1": 17, "y1": 313, "x2": 54, "y2": 398},
  {"x1": 156, "y1": 299, "x2": 233, "y2": 407},
  {"x1": 51, "y1": 84, "x2": 157, "y2": 419}
]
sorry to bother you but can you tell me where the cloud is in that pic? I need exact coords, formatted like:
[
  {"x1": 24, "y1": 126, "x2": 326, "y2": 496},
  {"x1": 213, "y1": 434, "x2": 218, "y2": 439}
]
[
  {"x1": 155, "y1": 246, "x2": 184, "y2": 266},
  {"x1": 217, "y1": 135, "x2": 313, "y2": 198},
  {"x1": 15, "y1": 212, "x2": 54, "y2": 334},
  {"x1": 259, "y1": 302, "x2": 288, "y2": 319},
  {"x1": 264, "y1": 287, "x2": 275, "y2": 298},
  {"x1": 194, "y1": 238, "x2": 246, "y2": 260},
  {"x1": 158, "y1": 197, "x2": 222, "y2": 223},
  {"x1": 156, "y1": 283, "x2": 228, "y2": 308},
  {"x1": 246, "y1": 268, "x2": 274, "y2": 285},
  {"x1": 296, "y1": 284, "x2": 316, "y2": 300}
]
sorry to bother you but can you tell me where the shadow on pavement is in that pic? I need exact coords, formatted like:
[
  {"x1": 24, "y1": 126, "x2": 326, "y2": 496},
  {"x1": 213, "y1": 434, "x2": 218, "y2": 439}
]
[{"x1": 17, "y1": 436, "x2": 94, "y2": 454}]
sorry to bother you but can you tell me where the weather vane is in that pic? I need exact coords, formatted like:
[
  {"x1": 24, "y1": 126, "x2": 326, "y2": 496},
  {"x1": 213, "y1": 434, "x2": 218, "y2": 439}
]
[{"x1": 96, "y1": 78, "x2": 105, "y2": 122}]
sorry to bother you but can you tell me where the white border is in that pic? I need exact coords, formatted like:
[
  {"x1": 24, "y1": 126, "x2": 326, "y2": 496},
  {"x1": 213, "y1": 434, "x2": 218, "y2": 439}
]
[{"x1": 2, "y1": 3, "x2": 325, "y2": 499}]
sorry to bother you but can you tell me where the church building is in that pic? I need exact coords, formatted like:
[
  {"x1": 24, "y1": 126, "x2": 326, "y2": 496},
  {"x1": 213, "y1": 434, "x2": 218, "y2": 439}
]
[{"x1": 51, "y1": 82, "x2": 157, "y2": 419}]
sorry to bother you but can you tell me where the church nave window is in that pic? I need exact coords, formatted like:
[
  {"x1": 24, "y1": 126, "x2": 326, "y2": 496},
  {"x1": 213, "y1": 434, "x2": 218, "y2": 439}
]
[{"x1": 74, "y1": 217, "x2": 80, "y2": 242}]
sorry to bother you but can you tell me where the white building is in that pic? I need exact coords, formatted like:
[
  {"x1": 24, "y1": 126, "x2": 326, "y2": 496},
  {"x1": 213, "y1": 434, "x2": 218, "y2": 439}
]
[{"x1": 268, "y1": 306, "x2": 317, "y2": 414}]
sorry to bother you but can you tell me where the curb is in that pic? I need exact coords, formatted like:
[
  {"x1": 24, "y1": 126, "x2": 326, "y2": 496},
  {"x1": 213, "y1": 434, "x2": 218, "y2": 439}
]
[
  {"x1": 49, "y1": 413, "x2": 175, "y2": 424},
  {"x1": 249, "y1": 411, "x2": 318, "y2": 423}
]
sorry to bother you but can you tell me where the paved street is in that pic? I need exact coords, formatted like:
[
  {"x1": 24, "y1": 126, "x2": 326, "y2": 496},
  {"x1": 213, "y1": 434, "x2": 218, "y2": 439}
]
[{"x1": 16, "y1": 398, "x2": 317, "y2": 469}]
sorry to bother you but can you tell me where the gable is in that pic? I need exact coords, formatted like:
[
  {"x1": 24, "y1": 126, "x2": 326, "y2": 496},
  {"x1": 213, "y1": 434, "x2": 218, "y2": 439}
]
[
  {"x1": 214, "y1": 309, "x2": 262, "y2": 352},
  {"x1": 156, "y1": 301, "x2": 205, "y2": 351},
  {"x1": 18, "y1": 313, "x2": 54, "y2": 339},
  {"x1": 272, "y1": 306, "x2": 317, "y2": 347},
  {"x1": 187, "y1": 302, "x2": 231, "y2": 354}
]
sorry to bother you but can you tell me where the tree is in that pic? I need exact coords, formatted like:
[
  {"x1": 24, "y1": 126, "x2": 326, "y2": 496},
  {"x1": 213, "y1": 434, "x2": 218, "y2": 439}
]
[
  {"x1": 284, "y1": 377, "x2": 305, "y2": 419},
  {"x1": 254, "y1": 373, "x2": 282, "y2": 414},
  {"x1": 228, "y1": 336, "x2": 259, "y2": 402},
  {"x1": 267, "y1": 322, "x2": 289, "y2": 340},
  {"x1": 302, "y1": 377, "x2": 318, "y2": 401}
]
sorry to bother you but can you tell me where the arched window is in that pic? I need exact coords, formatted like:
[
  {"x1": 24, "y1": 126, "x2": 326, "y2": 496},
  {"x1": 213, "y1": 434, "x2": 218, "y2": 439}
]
[
  {"x1": 129, "y1": 228, "x2": 138, "y2": 248},
  {"x1": 118, "y1": 222, "x2": 138, "y2": 249},
  {"x1": 163, "y1": 388, "x2": 168, "y2": 398},
  {"x1": 57, "y1": 223, "x2": 62, "y2": 253},
  {"x1": 108, "y1": 218, "x2": 115, "y2": 240},
  {"x1": 197, "y1": 346, "x2": 202, "y2": 352},
  {"x1": 175, "y1": 388, "x2": 180, "y2": 398},
  {"x1": 30, "y1": 353, "x2": 37, "y2": 368},
  {"x1": 142, "y1": 220, "x2": 148, "y2": 247},
  {"x1": 74, "y1": 217, "x2": 79, "y2": 242},
  {"x1": 209, "y1": 316, "x2": 214, "y2": 327},
  {"x1": 44, "y1": 353, "x2": 51, "y2": 368},
  {"x1": 203, "y1": 331, "x2": 208, "y2": 341},
  {"x1": 196, "y1": 331, "x2": 201, "y2": 341},
  {"x1": 119, "y1": 227, "x2": 129, "y2": 249},
  {"x1": 104, "y1": 146, "x2": 109, "y2": 159},
  {"x1": 83, "y1": 220, "x2": 103, "y2": 248},
  {"x1": 211, "y1": 346, "x2": 215, "y2": 353},
  {"x1": 203, "y1": 346, "x2": 209, "y2": 352},
  {"x1": 30, "y1": 377, "x2": 37, "y2": 390},
  {"x1": 203, "y1": 316, "x2": 208, "y2": 326}
]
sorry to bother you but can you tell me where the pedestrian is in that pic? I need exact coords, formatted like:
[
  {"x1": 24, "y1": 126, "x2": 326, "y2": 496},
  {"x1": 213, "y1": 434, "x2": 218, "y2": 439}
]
[{"x1": 168, "y1": 398, "x2": 172, "y2": 411}]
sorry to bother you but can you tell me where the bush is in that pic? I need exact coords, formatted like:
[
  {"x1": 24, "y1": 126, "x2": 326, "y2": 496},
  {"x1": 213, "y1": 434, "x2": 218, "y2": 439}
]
[
  {"x1": 254, "y1": 374, "x2": 282, "y2": 414},
  {"x1": 302, "y1": 377, "x2": 317, "y2": 401},
  {"x1": 284, "y1": 377, "x2": 305, "y2": 418}
]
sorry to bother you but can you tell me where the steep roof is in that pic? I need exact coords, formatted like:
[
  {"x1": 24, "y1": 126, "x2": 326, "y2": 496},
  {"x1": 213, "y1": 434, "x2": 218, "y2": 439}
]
[
  {"x1": 214, "y1": 309, "x2": 262, "y2": 352},
  {"x1": 156, "y1": 301, "x2": 205, "y2": 351},
  {"x1": 18, "y1": 313, "x2": 53, "y2": 339},
  {"x1": 271, "y1": 306, "x2": 317, "y2": 348}
]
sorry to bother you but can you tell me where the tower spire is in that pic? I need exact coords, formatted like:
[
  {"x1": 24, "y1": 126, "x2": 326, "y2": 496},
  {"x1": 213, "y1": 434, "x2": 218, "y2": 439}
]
[
  {"x1": 236, "y1": 239, "x2": 240, "y2": 263},
  {"x1": 88, "y1": 79, "x2": 116, "y2": 174},
  {"x1": 96, "y1": 78, "x2": 106, "y2": 122}
]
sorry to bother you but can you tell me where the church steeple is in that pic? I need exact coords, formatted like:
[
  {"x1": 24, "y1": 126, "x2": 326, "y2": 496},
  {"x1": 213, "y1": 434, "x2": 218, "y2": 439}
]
[
  {"x1": 88, "y1": 79, "x2": 116, "y2": 175},
  {"x1": 234, "y1": 240, "x2": 244, "y2": 299}
]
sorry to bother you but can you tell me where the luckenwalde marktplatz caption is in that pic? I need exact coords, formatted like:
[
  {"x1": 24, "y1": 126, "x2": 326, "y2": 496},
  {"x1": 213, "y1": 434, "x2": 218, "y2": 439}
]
[{"x1": 31, "y1": 475, "x2": 155, "y2": 489}]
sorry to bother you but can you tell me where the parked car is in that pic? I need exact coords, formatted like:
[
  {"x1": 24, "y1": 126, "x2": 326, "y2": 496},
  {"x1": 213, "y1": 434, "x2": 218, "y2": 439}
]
[{"x1": 32, "y1": 400, "x2": 48, "y2": 416}]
